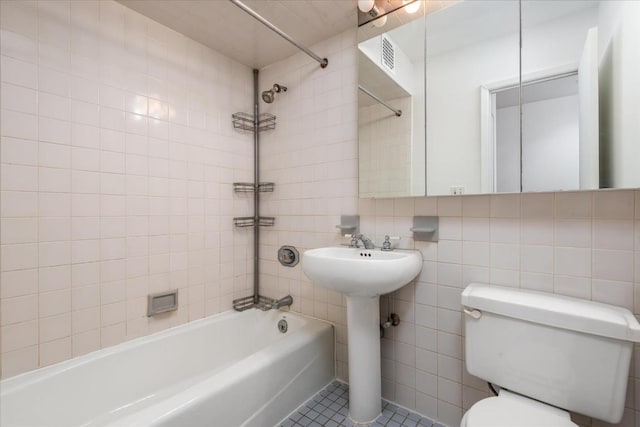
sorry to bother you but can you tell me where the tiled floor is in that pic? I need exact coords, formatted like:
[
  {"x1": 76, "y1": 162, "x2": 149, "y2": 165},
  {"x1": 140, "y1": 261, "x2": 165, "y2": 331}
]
[{"x1": 279, "y1": 381, "x2": 447, "y2": 427}]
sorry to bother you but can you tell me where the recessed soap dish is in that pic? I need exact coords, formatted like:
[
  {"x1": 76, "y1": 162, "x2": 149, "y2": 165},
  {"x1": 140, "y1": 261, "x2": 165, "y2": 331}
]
[
  {"x1": 147, "y1": 290, "x2": 178, "y2": 316},
  {"x1": 336, "y1": 215, "x2": 359, "y2": 235},
  {"x1": 411, "y1": 216, "x2": 439, "y2": 242}
]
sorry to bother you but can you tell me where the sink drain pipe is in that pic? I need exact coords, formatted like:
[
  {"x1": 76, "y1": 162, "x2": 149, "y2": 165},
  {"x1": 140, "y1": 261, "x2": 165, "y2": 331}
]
[{"x1": 380, "y1": 295, "x2": 400, "y2": 338}]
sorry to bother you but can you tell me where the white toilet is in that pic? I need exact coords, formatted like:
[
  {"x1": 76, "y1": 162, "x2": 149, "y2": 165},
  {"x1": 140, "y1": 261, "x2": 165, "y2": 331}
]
[{"x1": 461, "y1": 283, "x2": 640, "y2": 427}]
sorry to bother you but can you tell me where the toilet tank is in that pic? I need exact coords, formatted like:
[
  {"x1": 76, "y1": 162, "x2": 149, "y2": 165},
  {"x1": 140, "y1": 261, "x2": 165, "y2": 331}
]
[{"x1": 462, "y1": 283, "x2": 640, "y2": 424}]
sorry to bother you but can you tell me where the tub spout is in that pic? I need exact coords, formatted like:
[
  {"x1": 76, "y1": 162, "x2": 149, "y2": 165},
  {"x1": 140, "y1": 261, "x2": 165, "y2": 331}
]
[{"x1": 272, "y1": 295, "x2": 293, "y2": 310}]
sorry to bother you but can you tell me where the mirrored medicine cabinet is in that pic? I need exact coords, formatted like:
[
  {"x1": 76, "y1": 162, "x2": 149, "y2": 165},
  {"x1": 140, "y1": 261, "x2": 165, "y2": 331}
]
[{"x1": 357, "y1": 0, "x2": 640, "y2": 198}]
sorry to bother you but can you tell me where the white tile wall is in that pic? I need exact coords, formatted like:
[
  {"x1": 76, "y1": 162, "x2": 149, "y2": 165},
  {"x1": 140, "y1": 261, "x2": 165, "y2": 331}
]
[
  {"x1": 257, "y1": 28, "x2": 358, "y2": 387},
  {"x1": 257, "y1": 29, "x2": 640, "y2": 427},
  {"x1": 0, "y1": 0, "x2": 254, "y2": 377},
  {"x1": 359, "y1": 96, "x2": 413, "y2": 198}
]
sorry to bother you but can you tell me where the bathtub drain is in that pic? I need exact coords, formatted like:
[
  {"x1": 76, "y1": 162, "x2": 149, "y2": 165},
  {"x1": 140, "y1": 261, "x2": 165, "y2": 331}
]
[{"x1": 278, "y1": 319, "x2": 288, "y2": 333}]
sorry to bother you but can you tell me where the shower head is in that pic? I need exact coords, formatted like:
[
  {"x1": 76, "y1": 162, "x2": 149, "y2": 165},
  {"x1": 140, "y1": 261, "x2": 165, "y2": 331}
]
[
  {"x1": 261, "y1": 84, "x2": 287, "y2": 104},
  {"x1": 261, "y1": 90, "x2": 274, "y2": 104}
]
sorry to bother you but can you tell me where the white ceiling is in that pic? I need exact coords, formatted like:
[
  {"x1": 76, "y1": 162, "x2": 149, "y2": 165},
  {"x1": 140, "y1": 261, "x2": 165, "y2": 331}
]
[
  {"x1": 425, "y1": 0, "x2": 597, "y2": 57},
  {"x1": 117, "y1": 0, "x2": 357, "y2": 69},
  {"x1": 119, "y1": 0, "x2": 600, "y2": 78}
]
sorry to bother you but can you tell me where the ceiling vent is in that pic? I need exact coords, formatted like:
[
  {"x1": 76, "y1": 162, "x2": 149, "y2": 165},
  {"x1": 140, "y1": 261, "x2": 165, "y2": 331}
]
[{"x1": 381, "y1": 35, "x2": 396, "y2": 73}]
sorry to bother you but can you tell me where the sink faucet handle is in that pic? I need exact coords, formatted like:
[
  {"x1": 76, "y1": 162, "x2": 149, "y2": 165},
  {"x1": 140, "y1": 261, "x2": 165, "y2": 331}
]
[
  {"x1": 349, "y1": 233, "x2": 362, "y2": 248},
  {"x1": 382, "y1": 235, "x2": 391, "y2": 250},
  {"x1": 382, "y1": 235, "x2": 400, "y2": 251}
]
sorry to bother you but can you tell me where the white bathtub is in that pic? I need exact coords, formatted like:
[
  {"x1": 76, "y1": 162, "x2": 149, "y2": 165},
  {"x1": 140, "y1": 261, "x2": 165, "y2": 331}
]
[{"x1": 0, "y1": 309, "x2": 334, "y2": 427}]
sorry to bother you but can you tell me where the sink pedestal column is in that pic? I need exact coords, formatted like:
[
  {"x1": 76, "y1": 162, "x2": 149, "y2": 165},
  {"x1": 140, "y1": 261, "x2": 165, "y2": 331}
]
[{"x1": 346, "y1": 295, "x2": 381, "y2": 423}]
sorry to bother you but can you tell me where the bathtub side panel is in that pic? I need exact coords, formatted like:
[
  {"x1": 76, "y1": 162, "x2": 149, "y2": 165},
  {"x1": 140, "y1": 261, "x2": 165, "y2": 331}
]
[
  {"x1": 145, "y1": 322, "x2": 335, "y2": 427},
  {"x1": 0, "y1": 310, "x2": 266, "y2": 427},
  {"x1": 0, "y1": 310, "x2": 334, "y2": 427},
  {"x1": 244, "y1": 324, "x2": 335, "y2": 427}
]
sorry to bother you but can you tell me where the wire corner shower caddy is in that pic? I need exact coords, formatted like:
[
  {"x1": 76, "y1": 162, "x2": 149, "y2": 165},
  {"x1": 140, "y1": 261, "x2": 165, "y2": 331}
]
[
  {"x1": 233, "y1": 182, "x2": 275, "y2": 193},
  {"x1": 228, "y1": 0, "x2": 329, "y2": 312},
  {"x1": 231, "y1": 109, "x2": 277, "y2": 232},
  {"x1": 231, "y1": 80, "x2": 279, "y2": 311},
  {"x1": 232, "y1": 112, "x2": 276, "y2": 132}
]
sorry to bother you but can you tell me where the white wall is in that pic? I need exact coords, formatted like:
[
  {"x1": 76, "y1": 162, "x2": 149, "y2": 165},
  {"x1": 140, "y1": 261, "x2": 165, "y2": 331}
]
[
  {"x1": 0, "y1": 0, "x2": 254, "y2": 377},
  {"x1": 426, "y1": 30, "x2": 518, "y2": 196},
  {"x1": 597, "y1": 0, "x2": 640, "y2": 188},
  {"x1": 522, "y1": 95, "x2": 580, "y2": 192},
  {"x1": 495, "y1": 105, "x2": 520, "y2": 193},
  {"x1": 497, "y1": 95, "x2": 580, "y2": 193},
  {"x1": 521, "y1": 7, "x2": 598, "y2": 76},
  {"x1": 426, "y1": 6, "x2": 597, "y2": 196}
]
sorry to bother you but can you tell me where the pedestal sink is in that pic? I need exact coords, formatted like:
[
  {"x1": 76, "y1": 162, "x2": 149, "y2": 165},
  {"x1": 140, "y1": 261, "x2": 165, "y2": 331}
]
[{"x1": 301, "y1": 247, "x2": 423, "y2": 423}]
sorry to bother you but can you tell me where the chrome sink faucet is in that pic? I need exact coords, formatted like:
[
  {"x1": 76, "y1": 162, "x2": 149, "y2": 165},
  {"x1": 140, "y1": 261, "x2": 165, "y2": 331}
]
[{"x1": 349, "y1": 233, "x2": 375, "y2": 249}]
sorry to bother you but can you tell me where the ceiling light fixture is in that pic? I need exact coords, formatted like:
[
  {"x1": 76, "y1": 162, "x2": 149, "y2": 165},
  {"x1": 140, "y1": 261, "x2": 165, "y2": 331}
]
[
  {"x1": 358, "y1": 0, "x2": 387, "y2": 27},
  {"x1": 372, "y1": 15, "x2": 387, "y2": 27},
  {"x1": 402, "y1": 0, "x2": 420, "y2": 14},
  {"x1": 357, "y1": 0, "x2": 375, "y2": 13}
]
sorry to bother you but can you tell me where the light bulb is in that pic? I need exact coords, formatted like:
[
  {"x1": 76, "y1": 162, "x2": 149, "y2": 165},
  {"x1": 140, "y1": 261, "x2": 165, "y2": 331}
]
[
  {"x1": 358, "y1": 0, "x2": 375, "y2": 13},
  {"x1": 372, "y1": 14, "x2": 387, "y2": 27},
  {"x1": 402, "y1": 0, "x2": 420, "y2": 14}
]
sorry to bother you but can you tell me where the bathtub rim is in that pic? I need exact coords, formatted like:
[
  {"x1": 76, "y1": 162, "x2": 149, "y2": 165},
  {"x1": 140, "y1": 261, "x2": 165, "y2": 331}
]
[{"x1": 0, "y1": 308, "x2": 333, "y2": 393}]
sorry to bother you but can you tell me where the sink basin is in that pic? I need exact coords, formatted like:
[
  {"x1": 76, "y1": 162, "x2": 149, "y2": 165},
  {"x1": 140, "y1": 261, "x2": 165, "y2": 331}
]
[
  {"x1": 301, "y1": 246, "x2": 423, "y2": 422},
  {"x1": 301, "y1": 247, "x2": 422, "y2": 297}
]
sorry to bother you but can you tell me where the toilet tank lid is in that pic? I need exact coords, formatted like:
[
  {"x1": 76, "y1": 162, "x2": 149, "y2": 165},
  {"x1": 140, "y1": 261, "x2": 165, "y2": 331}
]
[{"x1": 462, "y1": 283, "x2": 640, "y2": 342}]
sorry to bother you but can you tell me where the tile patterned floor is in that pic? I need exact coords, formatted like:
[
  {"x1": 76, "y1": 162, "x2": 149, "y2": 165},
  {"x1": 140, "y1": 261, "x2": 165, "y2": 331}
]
[{"x1": 279, "y1": 381, "x2": 447, "y2": 427}]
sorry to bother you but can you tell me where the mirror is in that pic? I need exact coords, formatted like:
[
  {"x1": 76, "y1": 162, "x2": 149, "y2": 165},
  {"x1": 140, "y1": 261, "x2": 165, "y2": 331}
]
[
  {"x1": 517, "y1": 0, "x2": 640, "y2": 192},
  {"x1": 425, "y1": 0, "x2": 520, "y2": 196},
  {"x1": 357, "y1": 1, "x2": 428, "y2": 198},
  {"x1": 357, "y1": 0, "x2": 640, "y2": 198}
]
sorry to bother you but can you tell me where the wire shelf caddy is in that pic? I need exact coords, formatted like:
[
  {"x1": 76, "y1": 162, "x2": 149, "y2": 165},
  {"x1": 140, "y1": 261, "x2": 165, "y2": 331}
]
[
  {"x1": 232, "y1": 295, "x2": 280, "y2": 311},
  {"x1": 233, "y1": 182, "x2": 275, "y2": 193},
  {"x1": 233, "y1": 216, "x2": 275, "y2": 228},
  {"x1": 232, "y1": 112, "x2": 276, "y2": 132}
]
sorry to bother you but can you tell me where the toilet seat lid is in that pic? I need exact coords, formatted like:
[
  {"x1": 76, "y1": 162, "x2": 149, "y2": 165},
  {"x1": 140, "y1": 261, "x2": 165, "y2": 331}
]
[{"x1": 464, "y1": 390, "x2": 577, "y2": 427}]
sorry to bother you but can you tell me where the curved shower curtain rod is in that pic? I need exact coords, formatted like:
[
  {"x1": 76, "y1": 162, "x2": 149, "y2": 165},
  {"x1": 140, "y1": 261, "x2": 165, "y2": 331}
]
[{"x1": 229, "y1": 0, "x2": 329, "y2": 69}]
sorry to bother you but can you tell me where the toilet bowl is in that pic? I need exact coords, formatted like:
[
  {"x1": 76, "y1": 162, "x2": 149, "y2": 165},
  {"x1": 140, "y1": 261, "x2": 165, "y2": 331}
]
[
  {"x1": 461, "y1": 389, "x2": 576, "y2": 427},
  {"x1": 461, "y1": 283, "x2": 640, "y2": 426}
]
